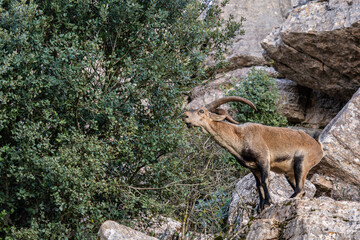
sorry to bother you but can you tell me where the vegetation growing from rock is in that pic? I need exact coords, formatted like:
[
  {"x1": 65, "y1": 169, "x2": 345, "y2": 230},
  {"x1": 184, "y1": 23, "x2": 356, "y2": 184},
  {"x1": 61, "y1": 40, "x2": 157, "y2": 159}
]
[{"x1": 227, "y1": 68, "x2": 288, "y2": 127}]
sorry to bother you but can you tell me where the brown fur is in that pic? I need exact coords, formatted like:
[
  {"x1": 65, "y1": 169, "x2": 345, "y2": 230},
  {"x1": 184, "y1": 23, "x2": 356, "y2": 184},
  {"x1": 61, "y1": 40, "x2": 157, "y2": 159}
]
[{"x1": 184, "y1": 105, "x2": 323, "y2": 211}]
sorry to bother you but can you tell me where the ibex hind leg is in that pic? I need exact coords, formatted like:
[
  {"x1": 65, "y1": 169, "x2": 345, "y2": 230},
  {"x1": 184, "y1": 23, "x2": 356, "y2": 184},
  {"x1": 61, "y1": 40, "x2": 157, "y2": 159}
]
[
  {"x1": 290, "y1": 154, "x2": 305, "y2": 198},
  {"x1": 291, "y1": 150, "x2": 323, "y2": 199},
  {"x1": 285, "y1": 174, "x2": 296, "y2": 191}
]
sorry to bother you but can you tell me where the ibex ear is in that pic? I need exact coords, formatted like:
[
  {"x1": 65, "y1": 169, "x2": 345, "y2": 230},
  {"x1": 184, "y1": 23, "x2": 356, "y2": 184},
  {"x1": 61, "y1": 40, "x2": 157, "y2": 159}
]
[{"x1": 209, "y1": 113, "x2": 226, "y2": 122}]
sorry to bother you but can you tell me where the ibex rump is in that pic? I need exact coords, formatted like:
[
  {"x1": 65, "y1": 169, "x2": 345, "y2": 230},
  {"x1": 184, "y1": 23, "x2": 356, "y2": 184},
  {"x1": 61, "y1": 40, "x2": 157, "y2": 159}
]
[{"x1": 183, "y1": 97, "x2": 323, "y2": 211}]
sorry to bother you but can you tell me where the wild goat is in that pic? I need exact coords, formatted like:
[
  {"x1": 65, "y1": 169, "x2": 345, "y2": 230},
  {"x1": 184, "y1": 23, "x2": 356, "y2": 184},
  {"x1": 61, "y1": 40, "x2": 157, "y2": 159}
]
[{"x1": 183, "y1": 97, "x2": 323, "y2": 211}]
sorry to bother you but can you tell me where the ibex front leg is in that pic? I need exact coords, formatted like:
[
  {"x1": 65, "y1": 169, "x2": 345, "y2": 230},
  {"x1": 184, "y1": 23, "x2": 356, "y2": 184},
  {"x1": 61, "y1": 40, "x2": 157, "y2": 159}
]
[{"x1": 252, "y1": 163, "x2": 271, "y2": 213}]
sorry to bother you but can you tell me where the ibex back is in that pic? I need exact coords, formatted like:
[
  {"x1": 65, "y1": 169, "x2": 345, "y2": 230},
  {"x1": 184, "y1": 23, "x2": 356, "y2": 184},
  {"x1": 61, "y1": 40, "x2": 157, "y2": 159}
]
[{"x1": 183, "y1": 97, "x2": 323, "y2": 211}]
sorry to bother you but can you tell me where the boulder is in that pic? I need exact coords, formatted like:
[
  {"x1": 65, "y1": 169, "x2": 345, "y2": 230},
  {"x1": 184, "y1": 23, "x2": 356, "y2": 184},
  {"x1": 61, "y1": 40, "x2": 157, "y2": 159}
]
[
  {"x1": 315, "y1": 88, "x2": 360, "y2": 185},
  {"x1": 131, "y1": 215, "x2": 182, "y2": 240},
  {"x1": 310, "y1": 173, "x2": 360, "y2": 201},
  {"x1": 214, "y1": 0, "x2": 295, "y2": 70},
  {"x1": 238, "y1": 198, "x2": 360, "y2": 240},
  {"x1": 262, "y1": 0, "x2": 360, "y2": 100},
  {"x1": 98, "y1": 220, "x2": 158, "y2": 240},
  {"x1": 227, "y1": 172, "x2": 316, "y2": 234}
]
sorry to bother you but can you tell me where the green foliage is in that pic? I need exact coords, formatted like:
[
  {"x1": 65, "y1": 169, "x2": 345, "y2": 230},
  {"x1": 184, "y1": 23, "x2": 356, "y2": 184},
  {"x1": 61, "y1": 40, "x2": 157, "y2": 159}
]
[
  {"x1": 227, "y1": 68, "x2": 288, "y2": 127},
  {"x1": 157, "y1": 132, "x2": 246, "y2": 238},
  {"x1": 0, "y1": 0, "x2": 243, "y2": 239}
]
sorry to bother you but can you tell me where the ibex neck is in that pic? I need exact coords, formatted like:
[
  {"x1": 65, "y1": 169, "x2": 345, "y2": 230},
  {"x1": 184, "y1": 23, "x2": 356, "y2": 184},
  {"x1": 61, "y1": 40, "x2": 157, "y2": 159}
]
[{"x1": 204, "y1": 121, "x2": 244, "y2": 157}]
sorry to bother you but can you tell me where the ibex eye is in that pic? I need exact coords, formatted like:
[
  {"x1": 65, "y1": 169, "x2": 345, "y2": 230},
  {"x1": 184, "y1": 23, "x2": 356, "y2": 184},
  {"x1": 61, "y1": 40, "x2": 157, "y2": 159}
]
[{"x1": 199, "y1": 109, "x2": 204, "y2": 114}]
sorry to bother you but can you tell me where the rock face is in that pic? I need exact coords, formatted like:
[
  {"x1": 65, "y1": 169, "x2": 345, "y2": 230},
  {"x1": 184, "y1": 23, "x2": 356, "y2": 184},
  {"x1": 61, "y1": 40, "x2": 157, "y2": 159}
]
[
  {"x1": 311, "y1": 173, "x2": 360, "y2": 201},
  {"x1": 315, "y1": 88, "x2": 360, "y2": 185},
  {"x1": 98, "y1": 220, "x2": 158, "y2": 240},
  {"x1": 239, "y1": 198, "x2": 360, "y2": 240},
  {"x1": 262, "y1": 0, "x2": 360, "y2": 100},
  {"x1": 227, "y1": 172, "x2": 316, "y2": 233},
  {"x1": 216, "y1": 0, "x2": 295, "y2": 70},
  {"x1": 276, "y1": 79, "x2": 346, "y2": 127}
]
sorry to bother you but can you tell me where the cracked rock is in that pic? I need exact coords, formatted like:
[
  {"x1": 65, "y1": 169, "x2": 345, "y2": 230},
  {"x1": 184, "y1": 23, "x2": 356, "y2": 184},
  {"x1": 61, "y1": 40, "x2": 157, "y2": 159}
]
[
  {"x1": 261, "y1": 0, "x2": 360, "y2": 100},
  {"x1": 227, "y1": 172, "x2": 316, "y2": 235},
  {"x1": 314, "y1": 88, "x2": 360, "y2": 185},
  {"x1": 236, "y1": 198, "x2": 360, "y2": 240}
]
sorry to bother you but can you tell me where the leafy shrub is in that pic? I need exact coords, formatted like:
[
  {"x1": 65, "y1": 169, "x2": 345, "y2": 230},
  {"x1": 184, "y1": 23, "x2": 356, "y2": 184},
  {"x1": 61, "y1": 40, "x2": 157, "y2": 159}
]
[
  {"x1": 227, "y1": 68, "x2": 288, "y2": 127},
  {"x1": 0, "y1": 0, "x2": 243, "y2": 239}
]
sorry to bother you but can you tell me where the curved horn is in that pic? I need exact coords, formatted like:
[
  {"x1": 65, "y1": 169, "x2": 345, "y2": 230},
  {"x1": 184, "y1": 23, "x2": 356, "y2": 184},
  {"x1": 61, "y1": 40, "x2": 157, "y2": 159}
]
[
  {"x1": 213, "y1": 108, "x2": 240, "y2": 124},
  {"x1": 206, "y1": 96, "x2": 257, "y2": 111}
]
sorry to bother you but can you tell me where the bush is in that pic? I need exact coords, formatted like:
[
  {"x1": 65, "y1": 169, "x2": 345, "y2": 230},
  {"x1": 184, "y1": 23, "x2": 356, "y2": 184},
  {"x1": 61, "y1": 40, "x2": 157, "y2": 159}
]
[
  {"x1": 227, "y1": 68, "x2": 288, "y2": 127},
  {"x1": 0, "y1": 0, "x2": 243, "y2": 239}
]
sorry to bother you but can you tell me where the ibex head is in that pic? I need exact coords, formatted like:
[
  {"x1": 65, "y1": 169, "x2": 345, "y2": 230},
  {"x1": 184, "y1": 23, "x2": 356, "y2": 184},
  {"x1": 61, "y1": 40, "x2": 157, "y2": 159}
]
[{"x1": 183, "y1": 96, "x2": 257, "y2": 128}]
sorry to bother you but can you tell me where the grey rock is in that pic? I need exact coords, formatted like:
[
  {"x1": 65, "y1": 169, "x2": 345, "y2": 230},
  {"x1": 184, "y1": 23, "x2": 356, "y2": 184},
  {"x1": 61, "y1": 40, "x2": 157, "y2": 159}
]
[
  {"x1": 236, "y1": 198, "x2": 360, "y2": 240},
  {"x1": 315, "y1": 88, "x2": 360, "y2": 185},
  {"x1": 98, "y1": 220, "x2": 158, "y2": 240},
  {"x1": 214, "y1": 0, "x2": 294, "y2": 69},
  {"x1": 227, "y1": 172, "x2": 316, "y2": 234},
  {"x1": 131, "y1": 216, "x2": 182, "y2": 240},
  {"x1": 291, "y1": 0, "x2": 314, "y2": 8},
  {"x1": 276, "y1": 79, "x2": 309, "y2": 123},
  {"x1": 262, "y1": 0, "x2": 360, "y2": 100},
  {"x1": 301, "y1": 90, "x2": 346, "y2": 128},
  {"x1": 310, "y1": 173, "x2": 360, "y2": 201},
  {"x1": 276, "y1": 79, "x2": 346, "y2": 128}
]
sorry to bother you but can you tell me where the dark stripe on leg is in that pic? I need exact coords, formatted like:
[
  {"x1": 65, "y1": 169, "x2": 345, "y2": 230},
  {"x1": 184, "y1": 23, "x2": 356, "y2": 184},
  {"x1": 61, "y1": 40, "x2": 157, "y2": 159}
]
[
  {"x1": 258, "y1": 165, "x2": 271, "y2": 206},
  {"x1": 291, "y1": 154, "x2": 304, "y2": 198},
  {"x1": 252, "y1": 171, "x2": 264, "y2": 212}
]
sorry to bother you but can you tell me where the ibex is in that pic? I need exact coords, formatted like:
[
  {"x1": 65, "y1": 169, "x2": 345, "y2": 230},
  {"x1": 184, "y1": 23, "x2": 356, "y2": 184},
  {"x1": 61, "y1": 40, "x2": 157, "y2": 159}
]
[{"x1": 183, "y1": 97, "x2": 323, "y2": 211}]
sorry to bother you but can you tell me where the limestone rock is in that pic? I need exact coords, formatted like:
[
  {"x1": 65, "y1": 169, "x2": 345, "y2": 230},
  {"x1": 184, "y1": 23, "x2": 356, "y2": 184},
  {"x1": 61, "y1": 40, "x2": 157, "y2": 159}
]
[
  {"x1": 262, "y1": 0, "x2": 360, "y2": 100},
  {"x1": 276, "y1": 79, "x2": 309, "y2": 123},
  {"x1": 214, "y1": 0, "x2": 294, "y2": 70},
  {"x1": 227, "y1": 172, "x2": 316, "y2": 233},
  {"x1": 316, "y1": 88, "x2": 360, "y2": 185},
  {"x1": 98, "y1": 220, "x2": 158, "y2": 240},
  {"x1": 276, "y1": 79, "x2": 346, "y2": 127},
  {"x1": 311, "y1": 173, "x2": 360, "y2": 201},
  {"x1": 238, "y1": 198, "x2": 360, "y2": 240},
  {"x1": 301, "y1": 90, "x2": 347, "y2": 128},
  {"x1": 131, "y1": 216, "x2": 182, "y2": 240}
]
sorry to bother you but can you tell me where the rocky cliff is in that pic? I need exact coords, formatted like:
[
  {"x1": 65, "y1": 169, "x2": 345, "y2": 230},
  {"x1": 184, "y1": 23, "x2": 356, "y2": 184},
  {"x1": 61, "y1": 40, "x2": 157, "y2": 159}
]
[
  {"x1": 214, "y1": 0, "x2": 294, "y2": 69},
  {"x1": 262, "y1": 0, "x2": 360, "y2": 100}
]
